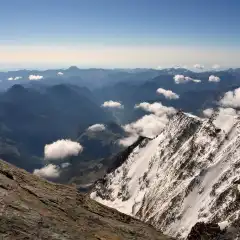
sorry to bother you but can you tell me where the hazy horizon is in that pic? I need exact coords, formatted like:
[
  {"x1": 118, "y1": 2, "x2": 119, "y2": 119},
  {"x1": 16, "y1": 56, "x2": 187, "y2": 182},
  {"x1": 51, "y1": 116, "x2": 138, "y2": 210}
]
[{"x1": 0, "y1": 0, "x2": 239, "y2": 69}]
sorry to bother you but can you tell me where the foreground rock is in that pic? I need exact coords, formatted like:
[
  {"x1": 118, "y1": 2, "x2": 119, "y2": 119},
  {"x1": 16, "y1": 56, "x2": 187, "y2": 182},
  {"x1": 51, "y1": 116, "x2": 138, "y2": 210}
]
[{"x1": 0, "y1": 159, "x2": 172, "y2": 240}]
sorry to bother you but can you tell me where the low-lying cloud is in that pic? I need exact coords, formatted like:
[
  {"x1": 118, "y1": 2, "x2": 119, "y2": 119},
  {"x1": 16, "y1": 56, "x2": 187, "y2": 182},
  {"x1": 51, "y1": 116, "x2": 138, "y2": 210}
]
[
  {"x1": 61, "y1": 162, "x2": 71, "y2": 168},
  {"x1": 119, "y1": 102, "x2": 177, "y2": 146},
  {"x1": 118, "y1": 134, "x2": 139, "y2": 147},
  {"x1": 33, "y1": 164, "x2": 60, "y2": 178},
  {"x1": 203, "y1": 108, "x2": 214, "y2": 118},
  {"x1": 156, "y1": 88, "x2": 179, "y2": 100},
  {"x1": 193, "y1": 64, "x2": 204, "y2": 70},
  {"x1": 174, "y1": 75, "x2": 201, "y2": 84},
  {"x1": 87, "y1": 123, "x2": 106, "y2": 132},
  {"x1": 213, "y1": 107, "x2": 238, "y2": 133},
  {"x1": 44, "y1": 139, "x2": 83, "y2": 160},
  {"x1": 8, "y1": 76, "x2": 22, "y2": 81},
  {"x1": 212, "y1": 64, "x2": 220, "y2": 70},
  {"x1": 57, "y1": 72, "x2": 64, "y2": 76},
  {"x1": 135, "y1": 102, "x2": 176, "y2": 116},
  {"x1": 209, "y1": 75, "x2": 220, "y2": 83},
  {"x1": 219, "y1": 87, "x2": 240, "y2": 108},
  {"x1": 206, "y1": 88, "x2": 240, "y2": 132},
  {"x1": 123, "y1": 114, "x2": 169, "y2": 138},
  {"x1": 29, "y1": 75, "x2": 44, "y2": 80},
  {"x1": 101, "y1": 100, "x2": 123, "y2": 109}
]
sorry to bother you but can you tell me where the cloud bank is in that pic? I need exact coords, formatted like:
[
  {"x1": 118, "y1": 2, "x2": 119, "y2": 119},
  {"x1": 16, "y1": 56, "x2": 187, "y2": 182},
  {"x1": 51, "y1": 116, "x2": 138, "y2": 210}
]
[
  {"x1": 29, "y1": 75, "x2": 43, "y2": 80},
  {"x1": 61, "y1": 162, "x2": 71, "y2": 168},
  {"x1": 203, "y1": 108, "x2": 214, "y2": 118},
  {"x1": 119, "y1": 102, "x2": 177, "y2": 146},
  {"x1": 156, "y1": 88, "x2": 179, "y2": 99},
  {"x1": 213, "y1": 108, "x2": 238, "y2": 133},
  {"x1": 212, "y1": 64, "x2": 220, "y2": 70},
  {"x1": 8, "y1": 76, "x2": 22, "y2": 81},
  {"x1": 57, "y1": 72, "x2": 64, "y2": 76},
  {"x1": 88, "y1": 123, "x2": 106, "y2": 132},
  {"x1": 101, "y1": 100, "x2": 123, "y2": 109},
  {"x1": 135, "y1": 102, "x2": 176, "y2": 116},
  {"x1": 174, "y1": 75, "x2": 201, "y2": 84},
  {"x1": 44, "y1": 139, "x2": 83, "y2": 160},
  {"x1": 209, "y1": 75, "x2": 220, "y2": 82},
  {"x1": 206, "y1": 87, "x2": 240, "y2": 133},
  {"x1": 193, "y1": 64, "x2": 204, "y2": 70},
  {"x1": 219, "y1": 88, "x2": 240, "y2": 108},
  {"x1": 118, "y1": 135, "x2": 139, "y2": 147},
  {"x1": 33, "y1": 164, "x2": 60, "y2": 178},
  {"x1": 124, "y1": 113, "x2": 169, "y2": 138}
]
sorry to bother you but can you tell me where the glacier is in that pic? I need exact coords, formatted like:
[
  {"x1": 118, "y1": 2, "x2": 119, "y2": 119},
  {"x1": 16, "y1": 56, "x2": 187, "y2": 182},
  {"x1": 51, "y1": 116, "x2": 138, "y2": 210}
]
[{"x1": 91, "y1": 111, "x2": 240, "y2": 239}]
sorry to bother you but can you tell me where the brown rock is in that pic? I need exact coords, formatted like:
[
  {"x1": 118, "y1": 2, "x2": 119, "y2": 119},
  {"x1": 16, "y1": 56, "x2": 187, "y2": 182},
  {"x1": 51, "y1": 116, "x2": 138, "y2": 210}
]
[{"x1": 0, "y1": 159, "x2": 172, "y2": 240}]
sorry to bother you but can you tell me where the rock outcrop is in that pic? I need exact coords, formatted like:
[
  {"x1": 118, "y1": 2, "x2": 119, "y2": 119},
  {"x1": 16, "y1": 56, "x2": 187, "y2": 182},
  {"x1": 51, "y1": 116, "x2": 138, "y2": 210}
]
[{"x1": 0, "y1": 159, "x2": 172, "y2": 240}]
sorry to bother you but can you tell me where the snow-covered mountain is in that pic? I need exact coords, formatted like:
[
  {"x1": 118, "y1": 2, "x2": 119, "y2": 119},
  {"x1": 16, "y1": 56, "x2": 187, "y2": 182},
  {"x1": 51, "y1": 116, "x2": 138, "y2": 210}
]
[{"x1": 91, "y1": 111, "x2": 240, "y2": 239}]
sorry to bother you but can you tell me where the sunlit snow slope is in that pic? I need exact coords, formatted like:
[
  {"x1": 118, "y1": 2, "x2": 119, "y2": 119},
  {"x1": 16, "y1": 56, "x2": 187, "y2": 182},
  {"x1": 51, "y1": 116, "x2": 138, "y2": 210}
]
[{"x1": 91, "y1": 111, "x2": 240, "y2": 239}]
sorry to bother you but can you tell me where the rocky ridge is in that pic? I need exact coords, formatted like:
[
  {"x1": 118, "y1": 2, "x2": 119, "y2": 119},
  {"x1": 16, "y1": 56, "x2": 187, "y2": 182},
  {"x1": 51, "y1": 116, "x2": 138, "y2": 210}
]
[
  {"x1": 91, "y1": 111, "x2": 240, "y2": 239},
  {"x1": 0, "y1": 159, "x2": 172, "y2": 240}
]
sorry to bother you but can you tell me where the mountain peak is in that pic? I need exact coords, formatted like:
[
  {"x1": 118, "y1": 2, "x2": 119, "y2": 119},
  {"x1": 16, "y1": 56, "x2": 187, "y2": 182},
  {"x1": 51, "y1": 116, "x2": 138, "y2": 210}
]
[
  {"x1": 91, "y1": 111, "x2": 240, "y2": 239},
  {"x1": 67, "y1": 66, "x2": 80, "y2": 71}
]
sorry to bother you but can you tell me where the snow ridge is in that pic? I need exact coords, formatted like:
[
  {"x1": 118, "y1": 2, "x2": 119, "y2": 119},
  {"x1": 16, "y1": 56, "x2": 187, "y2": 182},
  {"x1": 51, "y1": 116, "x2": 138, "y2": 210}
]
[{"x1": 91, "y1": 111, "x2": 240, "y2": 239}]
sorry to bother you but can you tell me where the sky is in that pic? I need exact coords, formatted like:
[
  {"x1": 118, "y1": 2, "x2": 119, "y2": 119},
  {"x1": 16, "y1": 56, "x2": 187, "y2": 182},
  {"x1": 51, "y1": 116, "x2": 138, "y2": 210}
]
[{"x1": 0, "y1": 0, "x2": 240, "y2": 69}]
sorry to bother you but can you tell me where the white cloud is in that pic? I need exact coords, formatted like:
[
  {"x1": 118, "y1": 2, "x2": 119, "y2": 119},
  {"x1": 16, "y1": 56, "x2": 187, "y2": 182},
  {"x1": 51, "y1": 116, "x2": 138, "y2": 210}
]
[
  {"x1": 61, "y1": 162, "x2": 71, "y2": 168},
  {"x1": 119, "y1": 102, "x2": 177, "y2": 146},
  {"x1": 123, "y1": 114, "x2": 169, "y2": 138},
  {"x1": 87, "y1": 123, "x2": 106, "y2": 132},
  {"x1": 172, "y1": 65, "x2": 188, "y2": 69},
  {"x1": 118, "y1": 134, "x2": 139, "y2": 147},
  {"x1": 33, "y1": 164, "x2": 60, "y2": 178},
  {"x1": 203, "y1": 108, "x2": 214, "y2": 118},
  {"x1": 193, "y1": 64, "x2": 204, "y2": 70},
  {"x1": 213, "y1": 108, "x2": 238, "y2": 133},
  {"x1": 44, "y1": 139, "x2": 83, "y2": 160},
  {"x1": 209, "y1": 75, "x2": 220, "y2": 82},
  {"x1": 101, "y1": 100, "x2": 123, "y2": 109},
  {"x1": 28, "y1": 75, "x2": 43, "y2": 80},
  {"x1": 135, "y1": 102, "x2": 176, "y2": 116},
  {"x1": 212, "y1": 64, "x2": 220, "y2": 70},
  {"x1": 174, "y1": 75, "x2": 201, "y2": 84},
  {"x1": 219, "y1": 88, "x2": 240, "y2": 108},
  {"x1": 57, "y1": 72, "x2": 64, "y2": 76},
  {"x1": 8, "y1": 76, "x2": 22, "y2": 81},
  {"x1": 156, "y1": 88, "x2": 179, "y2": 100}
]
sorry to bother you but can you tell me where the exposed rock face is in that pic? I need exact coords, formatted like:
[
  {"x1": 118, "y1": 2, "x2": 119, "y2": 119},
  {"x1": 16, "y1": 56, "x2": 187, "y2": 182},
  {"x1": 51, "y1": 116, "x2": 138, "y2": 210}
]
[
  {"x1": 91, "y1": 112, "x2": 240, "y2": 239},
  {"x1": 187, "y1": 222, "x2": 224, "y2": 240},
  {"x1": 0, "y1": 159, "x2": 172, "y2": 240}
]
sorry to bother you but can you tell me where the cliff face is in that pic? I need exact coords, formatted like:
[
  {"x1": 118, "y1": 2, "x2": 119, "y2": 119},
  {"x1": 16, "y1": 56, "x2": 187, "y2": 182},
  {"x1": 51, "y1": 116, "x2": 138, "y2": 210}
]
[
  {"x1": 0, "y1": 159, "x2": 171, "y2": 240},
  {"x1": 91, "y1": 112, "x2": 240, "y2": 239}
]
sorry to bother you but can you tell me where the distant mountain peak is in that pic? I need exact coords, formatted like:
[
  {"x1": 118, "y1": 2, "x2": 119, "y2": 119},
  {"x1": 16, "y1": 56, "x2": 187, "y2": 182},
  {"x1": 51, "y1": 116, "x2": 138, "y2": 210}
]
[{"x1": 67, "y1": 66, "x2": 80, "y2": 71}]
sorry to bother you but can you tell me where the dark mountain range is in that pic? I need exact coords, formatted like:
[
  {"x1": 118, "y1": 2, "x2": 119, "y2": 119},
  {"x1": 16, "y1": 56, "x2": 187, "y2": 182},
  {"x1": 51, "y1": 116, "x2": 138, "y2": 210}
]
[
  {"x1": 0, "y1": 84, "x2": 112, "y2": 171},
  {"x1": 0, "y1": 67, "x2": 240, "y2": 190},
  {"x1": 94, "y1": 69, "x2": 240, "y2": 123},
  {"x1": 54, "y1": 122, "x2": 126, "y2": 188}
]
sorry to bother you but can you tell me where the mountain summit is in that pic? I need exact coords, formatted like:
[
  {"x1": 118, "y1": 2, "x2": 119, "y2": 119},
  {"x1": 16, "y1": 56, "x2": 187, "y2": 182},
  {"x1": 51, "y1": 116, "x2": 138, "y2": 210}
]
[{"x1": 91, "y1": 111, "x2": 240, "y2": 239}]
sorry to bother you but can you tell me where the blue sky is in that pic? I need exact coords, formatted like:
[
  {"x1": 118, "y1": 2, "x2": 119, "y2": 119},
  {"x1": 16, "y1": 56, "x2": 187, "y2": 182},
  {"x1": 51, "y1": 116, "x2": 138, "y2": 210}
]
[{"x1": 0, "y1": 0, "x2": 239, "y2": 68}]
